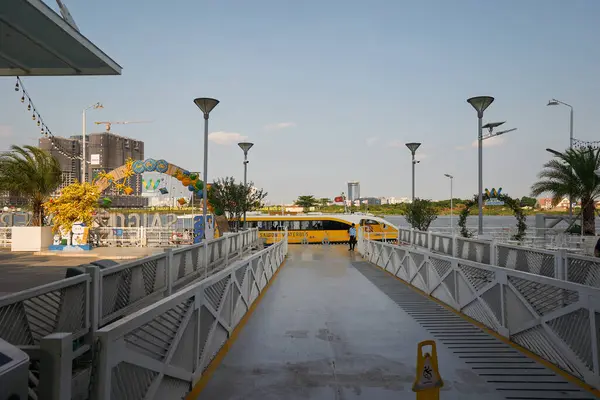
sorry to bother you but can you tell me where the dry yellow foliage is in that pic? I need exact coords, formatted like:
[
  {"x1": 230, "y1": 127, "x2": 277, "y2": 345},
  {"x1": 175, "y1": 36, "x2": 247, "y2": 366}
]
[
  {"x1": 43, "y1": 182, "x2": 100, "y2": 233},
  {"x1": 94, "y1": 170, "x2": 114, "y2": 183}
]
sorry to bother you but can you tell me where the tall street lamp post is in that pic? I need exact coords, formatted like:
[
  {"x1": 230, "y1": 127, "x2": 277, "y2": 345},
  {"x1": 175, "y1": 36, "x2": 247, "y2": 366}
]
[
  {"x1": 444, "y1": 174, "x2": 454, "y2": 233},
  {"x1": 193, "y1": 98, "x2": 220, "y2": 242},
  {"x1": 238, "y1": 142, "x2": 254, "y2": 229},
  {"x1": 82, "y1": 102, "x2": 103, "y2": 183},
  {"x1": 467, "y1": 96, "x2": 495, "y2": 235},
  {"x1": 547, "y1": 98, "x2": 574, "y2": 220},
  {"x1": 405, "y1": 142, "x2": 421, "y2": 203}
]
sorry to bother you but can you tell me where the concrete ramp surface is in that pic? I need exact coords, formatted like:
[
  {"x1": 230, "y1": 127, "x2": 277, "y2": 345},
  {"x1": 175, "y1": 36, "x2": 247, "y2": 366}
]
[{"x1": 197, "y1": 245, "x2": 596, "y2": 399}]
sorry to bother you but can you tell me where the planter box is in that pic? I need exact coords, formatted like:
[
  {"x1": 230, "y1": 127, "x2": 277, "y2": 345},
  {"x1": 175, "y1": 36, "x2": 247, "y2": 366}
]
[
  {"x1": 48, "y1": 244, "x2": 92, "y2": 251},
  {"x1": 11, "y1": 226, "x2": 54, "y2": 252}
]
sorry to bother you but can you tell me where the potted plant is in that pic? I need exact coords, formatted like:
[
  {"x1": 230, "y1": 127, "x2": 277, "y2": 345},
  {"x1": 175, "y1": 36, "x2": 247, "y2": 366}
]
[{"x1": 0, "y1": 145, "x2": 62, "y2": 251}]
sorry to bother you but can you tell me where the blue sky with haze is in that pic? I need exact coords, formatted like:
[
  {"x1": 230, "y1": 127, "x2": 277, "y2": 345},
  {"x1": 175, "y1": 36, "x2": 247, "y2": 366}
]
[{"x1": 1, "y1": 0, "x2": 599, "y2": 204}]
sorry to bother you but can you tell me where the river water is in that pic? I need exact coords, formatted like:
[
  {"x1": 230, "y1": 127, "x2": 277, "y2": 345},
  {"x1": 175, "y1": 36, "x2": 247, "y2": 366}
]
[{"x1": 384, "y1": 215, "x2": 558, "y2": 233}]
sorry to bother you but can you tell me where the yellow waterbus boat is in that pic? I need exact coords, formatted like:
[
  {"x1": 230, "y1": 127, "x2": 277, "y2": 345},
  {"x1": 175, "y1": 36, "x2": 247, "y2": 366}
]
[{"x1": 240, "y1": 213, "x2": 398, "y2": 245}]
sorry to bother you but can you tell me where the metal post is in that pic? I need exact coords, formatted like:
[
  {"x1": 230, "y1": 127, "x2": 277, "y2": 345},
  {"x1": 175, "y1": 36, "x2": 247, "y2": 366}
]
[
  {"x1": 243, "y1": 153, "x2": 248, "y2": 229},
  {"x1": 478, "y1": 114, "x2": 483, "y2": 235},
  {"x1": 450, "y1": 177, "x2": 453, "y2": 233},
  {"x1": 411, "y1": 152, "x2": 416, "y2": 203},
  {"x1": 569, "y1": 106, "x2": 574, "y2": 221},
  {"x1": 81, "y1": 109, "x2": 86, "y2": 183},
  {"x1": 39, "y1": 333, "x2": 73, "y2": 400},
  {"x1": 203, "y1": 116, "x2": 209, "y2": 269}
]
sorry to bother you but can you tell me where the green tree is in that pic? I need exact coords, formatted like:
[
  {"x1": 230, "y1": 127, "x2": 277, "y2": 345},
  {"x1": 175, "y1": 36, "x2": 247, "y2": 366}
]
[
  {"x1": 318, "y1": 198, "x2": 331, "y2": 208},
  {"x1": 0, "y1": 145, "x2": 62, "y2": 226},
  {"x1": 519, "y1": 196, "x2": 537, "y2": 208},
  {"x1": 531, "y1": 146, "x2": 600, "y2": 235},
  {"x1": 404, "y1": 198, "x2": 438, "y2": 231},
  {"x1": 208, "y1": 177, "x2": 267, "y2": 229},
  {"x1": 295, "y1": 195, "x2": 319, "y2": 210}
]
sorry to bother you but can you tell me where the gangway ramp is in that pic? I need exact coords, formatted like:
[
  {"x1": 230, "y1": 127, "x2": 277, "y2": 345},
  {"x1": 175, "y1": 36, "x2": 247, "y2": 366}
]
[{"x1": 195, "y1": 245, "x2": 598, "y2": 400}]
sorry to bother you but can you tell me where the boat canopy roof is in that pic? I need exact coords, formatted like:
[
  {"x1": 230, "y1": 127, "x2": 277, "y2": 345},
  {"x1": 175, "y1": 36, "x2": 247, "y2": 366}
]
[{"x1": 244, "y1": 213, "x2": 398, "y2": 229}]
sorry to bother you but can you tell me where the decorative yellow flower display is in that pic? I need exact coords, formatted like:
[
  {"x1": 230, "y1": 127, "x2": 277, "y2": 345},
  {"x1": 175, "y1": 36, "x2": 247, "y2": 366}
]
[
  {"x1": 43, "y1": 182, "x2": 101, "y2": 233},
  {"x1": 93, "y1": 157, "x2": 135, "y2": 195}
]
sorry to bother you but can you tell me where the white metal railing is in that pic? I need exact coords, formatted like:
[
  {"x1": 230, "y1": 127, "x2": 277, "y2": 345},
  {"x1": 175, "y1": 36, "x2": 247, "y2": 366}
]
[
  {"x1": 0, "y1": 227, "x2": 11, "y2": 247},
  {"x1": 90, "y1": 227, "x2": 192, "y2": 247},
  {"x1": 390, "y1": 228, "x2": 600, "y2": 289},
  {"x1": 0, "y1": 274, "x2": 91, "y2": 399},
  {"x1": 0, "y1": 228, "x2": 259, "y2": 400},
  {"x1": 97, "y1": 229, "x2": 260, "y2": 326},
  {"x1": 359, "y1": 236, "x2": 600, "y2": 390},
  {"x1": 92, "y1": 232, "x2": 288, "y2": 400}
]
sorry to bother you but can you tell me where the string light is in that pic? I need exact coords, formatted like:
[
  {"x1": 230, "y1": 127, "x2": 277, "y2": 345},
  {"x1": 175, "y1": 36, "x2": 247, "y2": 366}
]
[{"x1": 13, "y1": 76, "x2": 94, "y2": 163}]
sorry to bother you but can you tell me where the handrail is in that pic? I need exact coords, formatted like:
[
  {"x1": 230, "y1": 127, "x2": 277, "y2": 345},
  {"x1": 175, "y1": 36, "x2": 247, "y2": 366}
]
[
  {"x1": 92, "y1": 232, "x2": 288, "y2": 400},
  {"x1": 0, "y1": 227, "x2": 260, "y2": 400},
  {"x1": 386, "y1": 228, "x2": 600, "y2": 288},
  {"x1": 360, "y1": 236, "x2": 600, "y2": 389}
]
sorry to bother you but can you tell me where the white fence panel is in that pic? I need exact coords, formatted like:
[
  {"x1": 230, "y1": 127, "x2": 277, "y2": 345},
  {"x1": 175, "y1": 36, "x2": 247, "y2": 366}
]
[
  {"x1": 361, "y1": 238, "x2": 600, "y2": 389},
  {"x1": 92, "y1": 234, "x2": 288, "y2": 400}
]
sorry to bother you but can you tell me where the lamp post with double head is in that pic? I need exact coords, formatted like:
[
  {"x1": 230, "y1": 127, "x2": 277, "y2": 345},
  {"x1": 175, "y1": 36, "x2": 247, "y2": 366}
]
[
  {"x1": 467, "y1": 96, "x2": 495, "y2": 235},
  {"x1": 238, "y1": 142, "x2": 254, "y2": 229},
  {"x1": 547, "y1": 98, "x2": 574, "y2": 220},
  {"x1": 193, "y1": 98, "x2": 219, "y2": 242},
  {"x1": 444, "y1": 174, "x2": 454, "y2": 233},
  {"x1": 405, "y1": 142, "x2": 421, "y2": 203},
  {"x1": 82, "y1": 102, "x2": 103, "y2": 183}
]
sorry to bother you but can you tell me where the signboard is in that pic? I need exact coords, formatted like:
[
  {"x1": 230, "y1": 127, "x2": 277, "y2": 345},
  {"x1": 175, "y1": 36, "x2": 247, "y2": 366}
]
[
  {"x1": 90, "y1": 154, "x2": 100, "y2": 165},
  {"x1": 485, "y1": 198, "x2": 505, "y2": 206},
  {"x1": 413, "y1": 340, "x2": 443, "y2": 399},
  {"x1": 484, "y1": 187, "x2": 504, "y2": 206},
  {"x1": 193, "y1": 215, "x2": 216, "y2": 243}
]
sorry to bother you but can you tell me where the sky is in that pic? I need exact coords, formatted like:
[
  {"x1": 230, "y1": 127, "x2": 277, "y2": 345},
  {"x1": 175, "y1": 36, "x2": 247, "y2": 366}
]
[{"x1": 2, "y1": 0, "x2": 600, "y2": 204}]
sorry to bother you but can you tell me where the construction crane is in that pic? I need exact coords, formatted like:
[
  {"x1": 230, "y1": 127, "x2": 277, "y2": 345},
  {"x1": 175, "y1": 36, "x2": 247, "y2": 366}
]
[{"x1": 94, "y1": 121, "x2": 152, "y2": 132}]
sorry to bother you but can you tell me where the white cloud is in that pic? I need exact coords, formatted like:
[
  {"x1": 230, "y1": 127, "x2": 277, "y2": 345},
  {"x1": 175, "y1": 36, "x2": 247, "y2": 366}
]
[
  {"x1": 366, "y1": 137, "x2": 379, "y2": 146},
  {"x1": 471, "y1": 136, "x2": 505, "y2": 148},
  {"x1": 208, "y1": 131, "x2": 248, "y2": 145},
  {"x1": 0, "y1": 125, "x2": 14, "y2": 138},
  {"x1": 264, "y1": 122, "x2": 296, "y2": 131}
]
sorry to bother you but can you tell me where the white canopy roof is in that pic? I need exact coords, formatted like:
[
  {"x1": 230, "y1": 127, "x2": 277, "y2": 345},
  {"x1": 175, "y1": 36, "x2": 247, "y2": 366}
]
[{"x1": 0, "y1": 0, "x2": 121, "y2": 76}]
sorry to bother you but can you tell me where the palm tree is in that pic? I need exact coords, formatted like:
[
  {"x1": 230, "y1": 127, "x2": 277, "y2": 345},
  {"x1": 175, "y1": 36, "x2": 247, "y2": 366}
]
[
  {"x1": 531, "y1": 146, "x2": 600, "y2": 235},
  {"x1": 0, "y1": 145, "x2": 62, "y2": 226}
]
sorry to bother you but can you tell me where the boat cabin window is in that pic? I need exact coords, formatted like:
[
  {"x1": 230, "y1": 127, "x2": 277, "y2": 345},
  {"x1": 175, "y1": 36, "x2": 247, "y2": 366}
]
[
  {"x1": 361, "y1": 219, "x2": 380, "y2": 226},
  {"x1": 247, "y1": 219, "x2": 351, "y2": 231}
]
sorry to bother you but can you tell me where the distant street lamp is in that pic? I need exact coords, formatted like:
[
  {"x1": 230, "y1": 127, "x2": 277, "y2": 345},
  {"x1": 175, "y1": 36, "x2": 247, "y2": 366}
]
[
  {"x1": 547, "y1": 98, "x2": 574, "y2": 220},
  {"x1": 405, "y1": 142, "x2": 421, "y2": 203},
  {"x1": 238, "y1": 142, "x2": 254, "y2": 229},
  {"x1": 193, "y1": 97, "x2": 219, "y2": 241},
  {"x1": 444, "y1": 174, "x2": 454, "y2": 232},
  {"x1": 467, "y1": 96, "x2": 494, "y2": 235},
  {"x1": 82, "y1": 102, "x2": 103, "y2": 183}
]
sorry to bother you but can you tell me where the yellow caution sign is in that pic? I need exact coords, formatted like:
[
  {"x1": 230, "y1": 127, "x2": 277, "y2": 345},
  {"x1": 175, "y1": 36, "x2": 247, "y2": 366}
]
[{"x1": 412, "y1": 340, "x2": 443, "y2": 399}]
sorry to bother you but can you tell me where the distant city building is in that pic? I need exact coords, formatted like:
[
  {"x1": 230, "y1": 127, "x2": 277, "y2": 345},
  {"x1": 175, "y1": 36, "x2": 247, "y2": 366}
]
[
  {"x1": 359, "y1": 197, "x2": 381, "y2": 206},
  {"x1": 378, "y1": 196, "x2": 410, "y2": 204},
  {"x1": 347, "y1": 181, "x2": 360, "y2": 202},
  {"x1": 39, "y1": 131, "x2": 147, "y2": 207}
]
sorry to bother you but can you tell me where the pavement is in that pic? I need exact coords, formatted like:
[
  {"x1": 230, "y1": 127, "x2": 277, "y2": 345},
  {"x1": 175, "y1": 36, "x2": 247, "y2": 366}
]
[
  {"x1": 199, "y1": 245, "x2": 595, "y2": 400},
  {"x1": 34, "y1": 246, "x2": 166, "y2": 260},
  {"x1": 0, "y1": 247, "x2": 165, "y2": 296}
]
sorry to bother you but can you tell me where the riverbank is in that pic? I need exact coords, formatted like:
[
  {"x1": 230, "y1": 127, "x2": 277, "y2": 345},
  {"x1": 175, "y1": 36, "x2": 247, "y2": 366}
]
[{"x1": 104, "y1": 205, "x2": 571, "y2": 217}]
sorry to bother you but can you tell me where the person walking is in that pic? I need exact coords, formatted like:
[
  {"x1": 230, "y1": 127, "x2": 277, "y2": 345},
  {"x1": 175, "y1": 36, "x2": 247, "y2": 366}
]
[{"x1": 348, "y1": 223, "x2": 357, "y2": 251}]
